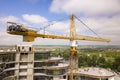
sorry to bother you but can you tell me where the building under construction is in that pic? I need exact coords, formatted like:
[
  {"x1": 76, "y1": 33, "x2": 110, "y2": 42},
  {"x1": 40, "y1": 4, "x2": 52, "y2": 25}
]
[
  {"x1": 0, "y1": 45, "x2": 118, "y2": 80},
  {"x1": 5, "y1": 14, "x2": 112, "y2": 80},
  {"x1": 0, "y1": 45, "x2": 69, "y2": 80}
]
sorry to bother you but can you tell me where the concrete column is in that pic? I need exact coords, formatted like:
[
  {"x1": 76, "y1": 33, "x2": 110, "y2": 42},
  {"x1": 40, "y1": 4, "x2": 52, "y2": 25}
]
[
  {"x1": 15, "y1": 52, "x2": 20, "y2": 80},
  {"x1": 27, "y1": 51, "x2": 34, "y2": 80}
]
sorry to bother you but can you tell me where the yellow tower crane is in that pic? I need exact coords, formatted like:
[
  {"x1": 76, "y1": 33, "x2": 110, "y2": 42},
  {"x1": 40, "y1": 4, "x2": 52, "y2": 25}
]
[{"x1": 7, "y1": 14, "x2": 110, "y2": 80}]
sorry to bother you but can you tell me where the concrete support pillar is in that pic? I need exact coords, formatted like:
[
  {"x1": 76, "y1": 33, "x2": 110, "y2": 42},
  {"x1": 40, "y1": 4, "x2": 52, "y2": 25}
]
[
  {"x1": 27, "y1": 52, "x2": 34, "y2": 80},
  {"x1": 15, "y1": 52, "x2": 20, "y2": 80}
]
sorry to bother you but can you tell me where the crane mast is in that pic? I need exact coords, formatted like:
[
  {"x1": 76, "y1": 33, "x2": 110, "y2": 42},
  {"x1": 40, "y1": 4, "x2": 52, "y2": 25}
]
[
  {"x1": 69, "y1": 14, "x2": 78, "y2": 80},
  {"x1": 7, "y1": 14, "x2": 110, "y2": 80}
]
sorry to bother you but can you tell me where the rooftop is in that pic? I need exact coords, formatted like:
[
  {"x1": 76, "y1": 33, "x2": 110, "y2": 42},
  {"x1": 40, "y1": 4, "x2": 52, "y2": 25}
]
[{"x1": 68, "y1": 67, "x2": 115, "y2": 79}]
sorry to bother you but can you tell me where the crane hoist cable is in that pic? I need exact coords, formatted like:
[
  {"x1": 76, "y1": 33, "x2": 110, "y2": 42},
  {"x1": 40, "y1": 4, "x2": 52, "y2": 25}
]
[
  {"x1": 74, "y1": 15, "x2": 101, "y2": 38},
  {"x1": 38, "y1": 16, "x2": 70, "y2": 32}
]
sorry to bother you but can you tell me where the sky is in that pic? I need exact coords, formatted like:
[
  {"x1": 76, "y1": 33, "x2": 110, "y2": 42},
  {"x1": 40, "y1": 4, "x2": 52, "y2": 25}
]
[{"x1": 0, "y1": 0, "x2": 120, "y2": 45}]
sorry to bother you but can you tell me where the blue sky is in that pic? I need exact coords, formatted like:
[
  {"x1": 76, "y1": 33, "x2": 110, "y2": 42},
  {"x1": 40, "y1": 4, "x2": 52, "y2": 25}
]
[
  {"x1": 0, "y1": 0, "x2": 120, "y2": 45},
  {"x1": 0, "y1": 0, "x2": 66, "y2": 20},
  {"x1": 0, "y1": 0, "x2": 49, "y2": 15}
]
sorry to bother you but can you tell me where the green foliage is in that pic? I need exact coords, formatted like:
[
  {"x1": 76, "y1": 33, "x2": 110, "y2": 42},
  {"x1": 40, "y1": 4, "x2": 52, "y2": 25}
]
[
  {"x1": 80, "y1": 49, "x2": 120, "y2": 72},
  {"x1": 34, "y1": 53, "x2": 50, "y2": 60},
  {"x1": 51, "y1": 48, "x2": 70, "y2": 59},
  {"x1": 112, "y1": 55, "x2": 120, "y2": 72},
  {"x1": 51, "y1": 47, "x2": 120, "y2": 72}
]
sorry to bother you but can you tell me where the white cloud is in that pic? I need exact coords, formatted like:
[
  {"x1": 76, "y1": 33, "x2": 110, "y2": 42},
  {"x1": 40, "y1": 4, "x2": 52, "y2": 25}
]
[
  {"x1": 83, "y1": 15, "x2": 120, "y2": 36},
  {"x1": 0, "y1": 27, "x2": 70, "y2": 45},
  {"x1": 37, "y1": 14, "x2": 120, "y2": 45},
  {"x1": 0, "y1": 16, "x2": 19, "y2": 24},
  {"x1": 49, "y1": 0, "x2": 120, "y2": 45},
  {"x1": 47, "y1": 21, "x2": 70, "y2": 35},
  {"x1": 75, "y1": 15, "x2": 120, "y2": 45},
  {"x1": 0, "y1": 14, "x2": 69, "y2": 45},
  {"x1": 0, "y1": 14, "x2": 120, "y2": 45},
  {"x1": 0, "y1": 27, "x2": 23, "y2": 45},
  {"x1": 50, "y1": 0, "x2": 120, "y2": 16},
  {"x1": 22, "y1": 14, "x2": 48, "y2": 24}
]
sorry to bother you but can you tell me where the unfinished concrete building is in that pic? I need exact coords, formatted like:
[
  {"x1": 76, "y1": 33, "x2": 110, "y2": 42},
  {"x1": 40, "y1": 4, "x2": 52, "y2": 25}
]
[
  {"x1": 0, "y1": 45, "x2": 118, "y2": 80},
  {"x1": 0, "y1": 45, "x2": 68, "y2": 80}
]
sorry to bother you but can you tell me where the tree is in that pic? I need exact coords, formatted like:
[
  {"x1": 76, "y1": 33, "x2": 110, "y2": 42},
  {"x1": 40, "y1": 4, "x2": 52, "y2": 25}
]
[
  {"x1": 97, "y1": 57, "x2": 106, "y2": 67},
  {"x1": 112, "y1": 56, "x2": 120, "y2": 72}
]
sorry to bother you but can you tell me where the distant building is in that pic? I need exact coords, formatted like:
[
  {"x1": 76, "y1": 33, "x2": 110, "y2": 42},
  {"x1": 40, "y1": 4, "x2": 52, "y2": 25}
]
[{"x1": 0, "y1": 45, "x2": 119, "y2": 80}]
